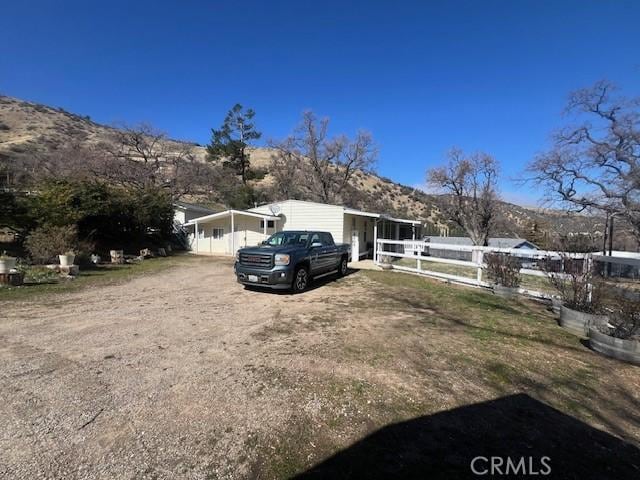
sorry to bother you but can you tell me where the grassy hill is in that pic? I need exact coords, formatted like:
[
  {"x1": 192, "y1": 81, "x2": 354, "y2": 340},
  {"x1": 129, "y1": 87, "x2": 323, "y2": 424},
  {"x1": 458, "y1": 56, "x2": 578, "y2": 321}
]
[{"x1": 0, "y1": 94, "x2": 611, "y2": 245}]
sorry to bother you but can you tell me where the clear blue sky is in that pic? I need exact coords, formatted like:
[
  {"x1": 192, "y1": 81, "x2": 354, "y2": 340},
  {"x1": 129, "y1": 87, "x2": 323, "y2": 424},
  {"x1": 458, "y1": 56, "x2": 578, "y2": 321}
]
[{"x1": 1, "y1": 1, "x2": 639, "y2": 206}]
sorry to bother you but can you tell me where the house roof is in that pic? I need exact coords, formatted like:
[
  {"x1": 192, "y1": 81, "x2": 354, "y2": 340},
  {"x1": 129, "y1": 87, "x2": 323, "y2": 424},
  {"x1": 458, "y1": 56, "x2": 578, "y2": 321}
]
[
  {"x1": 251, "y1": 199, "x2": 421, "y2": 225},
  {"x1": 424, "y1": 236, "x2": 539, "y2": 249},
  {"x1": 184, "y1": 209, "x2": 280, "y2": 225},
  {"x1": 173, "y1": 201, "x2": 215, "y2": 214}
]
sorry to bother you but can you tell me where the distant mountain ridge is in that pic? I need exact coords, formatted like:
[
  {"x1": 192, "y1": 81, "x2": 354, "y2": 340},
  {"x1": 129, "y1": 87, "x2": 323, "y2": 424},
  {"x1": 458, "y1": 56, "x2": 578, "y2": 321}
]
[{"x1": 0, "y1": 94, "x2": 612, "y2": 246}]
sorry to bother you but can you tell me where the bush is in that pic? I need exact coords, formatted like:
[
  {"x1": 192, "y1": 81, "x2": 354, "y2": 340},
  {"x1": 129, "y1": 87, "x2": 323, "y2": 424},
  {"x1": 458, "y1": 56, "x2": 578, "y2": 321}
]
[
  {"x1": 601, "y1": 288, "x2": 640, "y2": 340},
  {"x1": 22, "y1": 266, "x2": 60, "y2": 284},
  {"x1": 485, "y1": 253, "x2": 521, "y2": 288},
  {"x1": 24, "y1": 224, "x2": 78, "y2": 263},
  {"x1": 25, "y1": 180, "x2": 174, "y2": 252},
  {"x1": 542, "y1": 252, "x2": 604, "y2": 313}
]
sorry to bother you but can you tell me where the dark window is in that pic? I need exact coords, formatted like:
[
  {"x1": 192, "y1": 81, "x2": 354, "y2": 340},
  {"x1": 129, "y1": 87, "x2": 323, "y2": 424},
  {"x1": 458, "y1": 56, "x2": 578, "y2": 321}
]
[
  {"x1": 320, "y1": 232, "x2": 335, "y2": 246},
  {"x1": 260, "y1": 220, "x2": 275, "y2": 228}
]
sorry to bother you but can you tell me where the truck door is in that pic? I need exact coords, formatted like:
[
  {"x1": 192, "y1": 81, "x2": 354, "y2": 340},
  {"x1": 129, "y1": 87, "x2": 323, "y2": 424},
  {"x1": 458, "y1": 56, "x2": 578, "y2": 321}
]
[
  {"x1": 320, "y1": 232, "x2": 339, "y2": 272},
  {"x1": 309, "y1": 233, "x2": 325, "y2": 274}
]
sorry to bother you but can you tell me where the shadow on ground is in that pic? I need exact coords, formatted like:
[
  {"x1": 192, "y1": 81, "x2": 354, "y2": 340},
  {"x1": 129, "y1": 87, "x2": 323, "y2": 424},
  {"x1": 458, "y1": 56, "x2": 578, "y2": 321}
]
[
  {"x1": 243, "y1": 267, "x2": 360, "y2": 295},
  {"x1": 294, "y1": 394, "x2": 640, "y2": 480}
]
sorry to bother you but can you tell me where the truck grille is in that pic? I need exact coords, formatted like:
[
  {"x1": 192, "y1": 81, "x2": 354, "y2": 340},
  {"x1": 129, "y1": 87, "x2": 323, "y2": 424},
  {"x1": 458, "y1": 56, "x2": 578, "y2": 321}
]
[{"x1": 239, "y1": 253, "x2": 273, "y2": 268}]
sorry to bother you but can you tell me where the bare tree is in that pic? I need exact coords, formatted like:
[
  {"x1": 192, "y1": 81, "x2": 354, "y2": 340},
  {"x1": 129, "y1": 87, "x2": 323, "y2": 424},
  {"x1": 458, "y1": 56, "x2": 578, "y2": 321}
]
[
  {"x1": 98, "y1": 123, "x2": 207, "y2": 197},
  {"x1": 270, "y1": 111, "x2": 377, "y2": 203},
  {"x1": 427, "y1": 148, "x2": 500, "y2": 246},
  {"x1": 530, "y1": 81, "x2": 640, "y2": 243}
]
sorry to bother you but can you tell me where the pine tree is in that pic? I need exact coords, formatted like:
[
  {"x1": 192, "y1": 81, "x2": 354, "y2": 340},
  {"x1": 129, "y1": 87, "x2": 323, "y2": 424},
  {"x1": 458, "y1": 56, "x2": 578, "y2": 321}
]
[{"x1": 207, "y1": 104, "x2": 261, "y2": 185}]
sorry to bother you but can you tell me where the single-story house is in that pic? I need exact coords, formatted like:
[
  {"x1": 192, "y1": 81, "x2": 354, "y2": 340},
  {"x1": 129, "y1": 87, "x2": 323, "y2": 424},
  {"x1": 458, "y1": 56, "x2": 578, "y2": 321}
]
[
  {"x1": 422, "y1": 236, "x2": 539, "y2": 262},
  {"x1": 183, "y1": 199, "x2": 421, "y2": 258}
]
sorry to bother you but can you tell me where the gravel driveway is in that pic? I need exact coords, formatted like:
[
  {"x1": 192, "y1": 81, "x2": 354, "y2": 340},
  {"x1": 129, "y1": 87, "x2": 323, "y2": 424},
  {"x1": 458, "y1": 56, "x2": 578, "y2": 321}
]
[
  {"x1": 2, "y1": 256, "x2": 639, "y2": 479},
  {"x1": 0, "y1": 256, "x2": 364, "y2": 479}
]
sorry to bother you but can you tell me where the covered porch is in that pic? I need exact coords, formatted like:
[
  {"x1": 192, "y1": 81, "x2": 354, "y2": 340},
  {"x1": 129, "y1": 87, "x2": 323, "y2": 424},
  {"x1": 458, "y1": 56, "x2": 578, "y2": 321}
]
[
  {"x1": 184, "y1": 210, "x2": 281, "y2": 256},
  {"x1": 343, "y1": 208, "x2": 421, "y2": 260}
]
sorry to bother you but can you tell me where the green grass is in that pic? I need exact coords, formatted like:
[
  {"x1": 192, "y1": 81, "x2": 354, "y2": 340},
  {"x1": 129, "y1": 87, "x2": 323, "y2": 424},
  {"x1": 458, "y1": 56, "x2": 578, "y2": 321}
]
[{"x1": 0, "y1": 254, "x2": 192, "y2": 302}]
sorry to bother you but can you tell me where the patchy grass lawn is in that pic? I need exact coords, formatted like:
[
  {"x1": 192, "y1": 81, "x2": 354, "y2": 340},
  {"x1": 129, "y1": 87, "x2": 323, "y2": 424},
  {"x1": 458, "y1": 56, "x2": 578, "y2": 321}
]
[
  {"x1": 0, "y1": 254, "x2": 193, "y2": 302},
  {"x1": 257, "y1": 270, "x2": 640, "y2": 478},
  {"x1": 394, "y1": 257, "x2": 556, "y2": 293}
]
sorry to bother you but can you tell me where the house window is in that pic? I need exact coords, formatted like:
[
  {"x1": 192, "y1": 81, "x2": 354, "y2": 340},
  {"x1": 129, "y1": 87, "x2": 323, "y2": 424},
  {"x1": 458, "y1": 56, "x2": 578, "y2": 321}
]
[
  {"x1": 212, "y1": 228, "x2": 224, "y2": 239},
  {"x1": 352, "y1": 217, "x2": 356, "y2": 228},
  {"x1": 198, "y1": 228, "x2": 204, "y2": 239},
  {"x1": 260, "y1": 220, "x2": 275, "y2": 228}
]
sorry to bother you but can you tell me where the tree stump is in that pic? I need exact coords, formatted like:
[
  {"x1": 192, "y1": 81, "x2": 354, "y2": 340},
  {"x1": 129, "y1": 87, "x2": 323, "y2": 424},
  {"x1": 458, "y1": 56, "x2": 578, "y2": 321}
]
[
  {"x1": 110, "y1": 250, "x2": 125, "y2": 264},
  {"x1": 0, "y1": 272, "x2": 24, "y2": 286}
]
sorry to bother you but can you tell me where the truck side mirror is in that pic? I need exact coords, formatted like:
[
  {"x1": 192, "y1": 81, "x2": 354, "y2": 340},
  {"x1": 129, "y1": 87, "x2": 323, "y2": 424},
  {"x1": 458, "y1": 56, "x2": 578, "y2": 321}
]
[{"x1": 311, "y1": 242, "x2": 323, "y2": 248}]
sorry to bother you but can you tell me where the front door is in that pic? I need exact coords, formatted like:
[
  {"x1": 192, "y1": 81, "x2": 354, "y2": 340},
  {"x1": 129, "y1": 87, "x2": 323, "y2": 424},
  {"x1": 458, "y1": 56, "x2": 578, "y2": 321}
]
[{"x1": 351, "y1": 230, "x2": 359, "y2": 260}]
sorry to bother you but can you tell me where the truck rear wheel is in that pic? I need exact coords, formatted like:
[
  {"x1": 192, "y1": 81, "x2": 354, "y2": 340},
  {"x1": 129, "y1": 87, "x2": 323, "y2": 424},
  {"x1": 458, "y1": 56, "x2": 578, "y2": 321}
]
[{"x1": 292, "y1": 266, "x2": 309, "y2": 293}]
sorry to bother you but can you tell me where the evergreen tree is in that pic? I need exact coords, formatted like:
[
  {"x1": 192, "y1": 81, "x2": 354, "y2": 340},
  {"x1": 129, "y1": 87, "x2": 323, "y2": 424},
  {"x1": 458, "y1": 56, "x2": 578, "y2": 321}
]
[{"x1": 207, "y1": 104, "x2": 261, "y2": 185}]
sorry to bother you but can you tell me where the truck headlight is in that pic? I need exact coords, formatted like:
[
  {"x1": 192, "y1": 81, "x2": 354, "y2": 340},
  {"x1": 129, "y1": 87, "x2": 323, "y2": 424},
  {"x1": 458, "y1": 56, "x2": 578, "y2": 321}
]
[
  {"x1": 274, "y1": 254, "x2": 290, "y2": 266},
  {"x1": 235, "y1": 251, "x2": 240, "y2": 262}
]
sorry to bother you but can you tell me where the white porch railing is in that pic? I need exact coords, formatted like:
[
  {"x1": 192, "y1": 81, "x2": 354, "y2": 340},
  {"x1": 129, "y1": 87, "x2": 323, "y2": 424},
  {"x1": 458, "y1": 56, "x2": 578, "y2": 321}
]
[{"x1": 374, "y1": 239, "x2": 640, "y2": 299}]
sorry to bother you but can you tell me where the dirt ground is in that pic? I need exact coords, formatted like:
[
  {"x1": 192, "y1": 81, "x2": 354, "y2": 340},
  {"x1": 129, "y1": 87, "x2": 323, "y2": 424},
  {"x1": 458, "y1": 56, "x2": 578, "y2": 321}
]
[{"x1": 1, "y1": 256, "x2": 639, "y2": 479}]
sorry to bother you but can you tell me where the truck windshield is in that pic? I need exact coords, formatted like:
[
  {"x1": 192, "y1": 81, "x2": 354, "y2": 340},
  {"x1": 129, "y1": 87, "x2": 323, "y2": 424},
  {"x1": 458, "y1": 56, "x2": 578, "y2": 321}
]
[{"x1": 264, "y1": 232, "x2": 309, "y2": 246}]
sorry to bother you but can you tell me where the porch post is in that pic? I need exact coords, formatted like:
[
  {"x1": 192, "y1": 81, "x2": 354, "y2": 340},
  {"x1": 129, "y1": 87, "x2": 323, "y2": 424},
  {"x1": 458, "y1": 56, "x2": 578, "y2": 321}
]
[
  {"x1": 395, "y1": 223, "x2": 400, "y2": 240},
  {"x1": 195, "y1": 222, "x2": 199, "y2": 254},
  {"x1": 263, "y1": 218, "x2": 267, "y2": 236},
  {"x1": 412, "y1": 224, "x2": 416, "y2": 240},
  {"x1": 231, "y1": 212, "x2": 235, "y2": 255},
  {"x1": 373, "y1": 219, "x2": 378, "y2": 263}
]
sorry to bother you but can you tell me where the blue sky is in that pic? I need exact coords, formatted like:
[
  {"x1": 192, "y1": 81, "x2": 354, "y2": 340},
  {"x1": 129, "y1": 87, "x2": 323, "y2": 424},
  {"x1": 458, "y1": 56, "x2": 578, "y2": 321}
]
[{"x1": 1, "y1": 1, "x2": 639, "y2": 206}]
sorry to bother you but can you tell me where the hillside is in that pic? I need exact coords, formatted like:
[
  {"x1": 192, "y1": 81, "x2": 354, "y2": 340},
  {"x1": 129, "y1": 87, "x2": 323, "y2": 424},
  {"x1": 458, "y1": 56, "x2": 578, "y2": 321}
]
[{"x1": 0, "y1": 94, "x2": 611, "y2": 245}]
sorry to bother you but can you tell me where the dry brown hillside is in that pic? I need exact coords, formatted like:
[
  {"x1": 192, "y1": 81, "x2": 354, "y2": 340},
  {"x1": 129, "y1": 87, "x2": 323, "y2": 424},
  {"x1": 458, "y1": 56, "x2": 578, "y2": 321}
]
[{"x1": 0, "y1": 94, "x2": 611, "y2": 244}]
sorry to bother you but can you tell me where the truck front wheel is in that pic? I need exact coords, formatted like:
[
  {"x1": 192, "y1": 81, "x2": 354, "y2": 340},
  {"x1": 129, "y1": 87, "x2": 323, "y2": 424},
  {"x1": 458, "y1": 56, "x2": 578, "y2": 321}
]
[
  {"x1": 292, "y1": 266, "x2": 309, "y2": 293},
  {"x1": 338, "y1": 256, "x2": 348, "y2": 277}
]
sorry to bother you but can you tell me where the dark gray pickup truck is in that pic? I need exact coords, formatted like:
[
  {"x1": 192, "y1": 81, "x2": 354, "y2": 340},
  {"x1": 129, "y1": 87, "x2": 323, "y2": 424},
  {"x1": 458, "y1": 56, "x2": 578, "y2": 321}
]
[{"x1": 234, "y1": 231, "x2": 352, "y2": 293}]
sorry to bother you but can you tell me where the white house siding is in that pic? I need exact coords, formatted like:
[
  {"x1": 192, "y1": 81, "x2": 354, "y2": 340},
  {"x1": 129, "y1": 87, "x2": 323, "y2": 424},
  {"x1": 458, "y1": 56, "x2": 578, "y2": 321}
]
[
  {"x1": 194, "y1": 217, "x2": 229, "y2": 255},
  {"x1": 193, "y1": 215, "x2": 275, "y2": 255},
  {"x1": 343, "y1": 214, "x2": 374, "y2": 258},
  {"x1": 250, "y1": 200, "x2": 344, "y2": 243}
]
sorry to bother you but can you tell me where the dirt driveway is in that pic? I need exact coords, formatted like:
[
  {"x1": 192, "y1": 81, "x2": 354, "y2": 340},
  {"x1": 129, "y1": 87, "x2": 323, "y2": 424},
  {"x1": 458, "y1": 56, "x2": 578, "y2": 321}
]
[
  {"x1": 0, "y1": 257, "x2": 375, "y2": 479},
  {"x1": 1, "y1": 256, "x2": 639, "y2": 479}
]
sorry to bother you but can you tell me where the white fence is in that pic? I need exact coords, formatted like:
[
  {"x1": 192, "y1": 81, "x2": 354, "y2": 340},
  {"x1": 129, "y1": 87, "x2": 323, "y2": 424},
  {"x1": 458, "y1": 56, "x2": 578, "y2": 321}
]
[{"x1": 375, "y1": 239, "x2": 639, "y2": 299}]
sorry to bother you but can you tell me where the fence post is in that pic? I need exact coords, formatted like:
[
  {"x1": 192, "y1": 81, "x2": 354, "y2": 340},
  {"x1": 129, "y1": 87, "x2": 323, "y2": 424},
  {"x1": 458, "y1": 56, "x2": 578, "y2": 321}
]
[{"x1": 474, "y1": 248, "x2": 484, "y2": 284}]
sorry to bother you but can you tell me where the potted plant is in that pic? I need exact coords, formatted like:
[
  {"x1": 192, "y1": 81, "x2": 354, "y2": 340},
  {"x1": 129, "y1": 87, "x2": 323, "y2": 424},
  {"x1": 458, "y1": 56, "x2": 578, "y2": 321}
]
[
  {"x1": 59, "y1": 250, "x2": 76, "y2": 267},
  {"x1": 485, "y1": 253, "x2": 521, "y2": 298},
  {"x1": 543, "y1": 252, "x2": 607, "y2": 337},
  {"x1": 0, "y1": 251, "x2": 17, "y2": 274},
  {"x1": 379, "y1": 254, "x2": 393, "y2": 270},
  {"x1": 588, "y1": 288, "x2": 640, "y2": 365}
]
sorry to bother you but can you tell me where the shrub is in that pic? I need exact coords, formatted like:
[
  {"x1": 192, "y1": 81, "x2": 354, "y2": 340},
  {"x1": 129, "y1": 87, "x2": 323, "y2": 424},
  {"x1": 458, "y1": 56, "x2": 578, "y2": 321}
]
[
  {"x1": 22, "y1": 266, "x2": 60, "y2": 284},
  {"x1": 485, "y1": 253, "x2": 521, "y2": 288},
  {"x1": 542, "y1": 252, "x2": 605, "y2": 313},
  {"x1": 24, "y1": 224, "x2": 78, "y2": 263},
  {"x1": 601, "y1": 288, "x2": 640, "y2": 340}
]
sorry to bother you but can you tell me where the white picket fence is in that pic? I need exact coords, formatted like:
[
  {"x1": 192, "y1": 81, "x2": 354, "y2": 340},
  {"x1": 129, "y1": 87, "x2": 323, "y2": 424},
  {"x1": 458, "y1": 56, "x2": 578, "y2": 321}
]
[{"x1": 374, "y1": 239, "x2": 639, "y2": 299}]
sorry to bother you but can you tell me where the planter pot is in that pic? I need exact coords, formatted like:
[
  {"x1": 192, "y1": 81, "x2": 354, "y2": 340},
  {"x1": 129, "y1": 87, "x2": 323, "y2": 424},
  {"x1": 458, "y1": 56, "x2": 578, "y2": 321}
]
[
  {"x1": 559, "y1": 305, "x2": 608, "y2": 337},
  {"x1": 588, "y1": 328, "x2": 640, "y2": 366},
  {"x1": 0, "y1": 257, "x2": 17, "y2": 274},
  {"x1": 58, "y1": 254, "x2": 75, "y2": 267},
  {"x1": 493, "y1": 284, "x2": 519, "y2": 299},
  {"x1": 380, "y1": 263, "x2": 393, "y2": 271}
]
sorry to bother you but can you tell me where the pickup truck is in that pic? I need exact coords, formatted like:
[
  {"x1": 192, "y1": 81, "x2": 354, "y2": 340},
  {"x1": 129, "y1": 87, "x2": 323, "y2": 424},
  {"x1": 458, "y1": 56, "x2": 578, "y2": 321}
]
[{"x1": 234, "y1": 231, "x2": 352, "y2": 293}]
